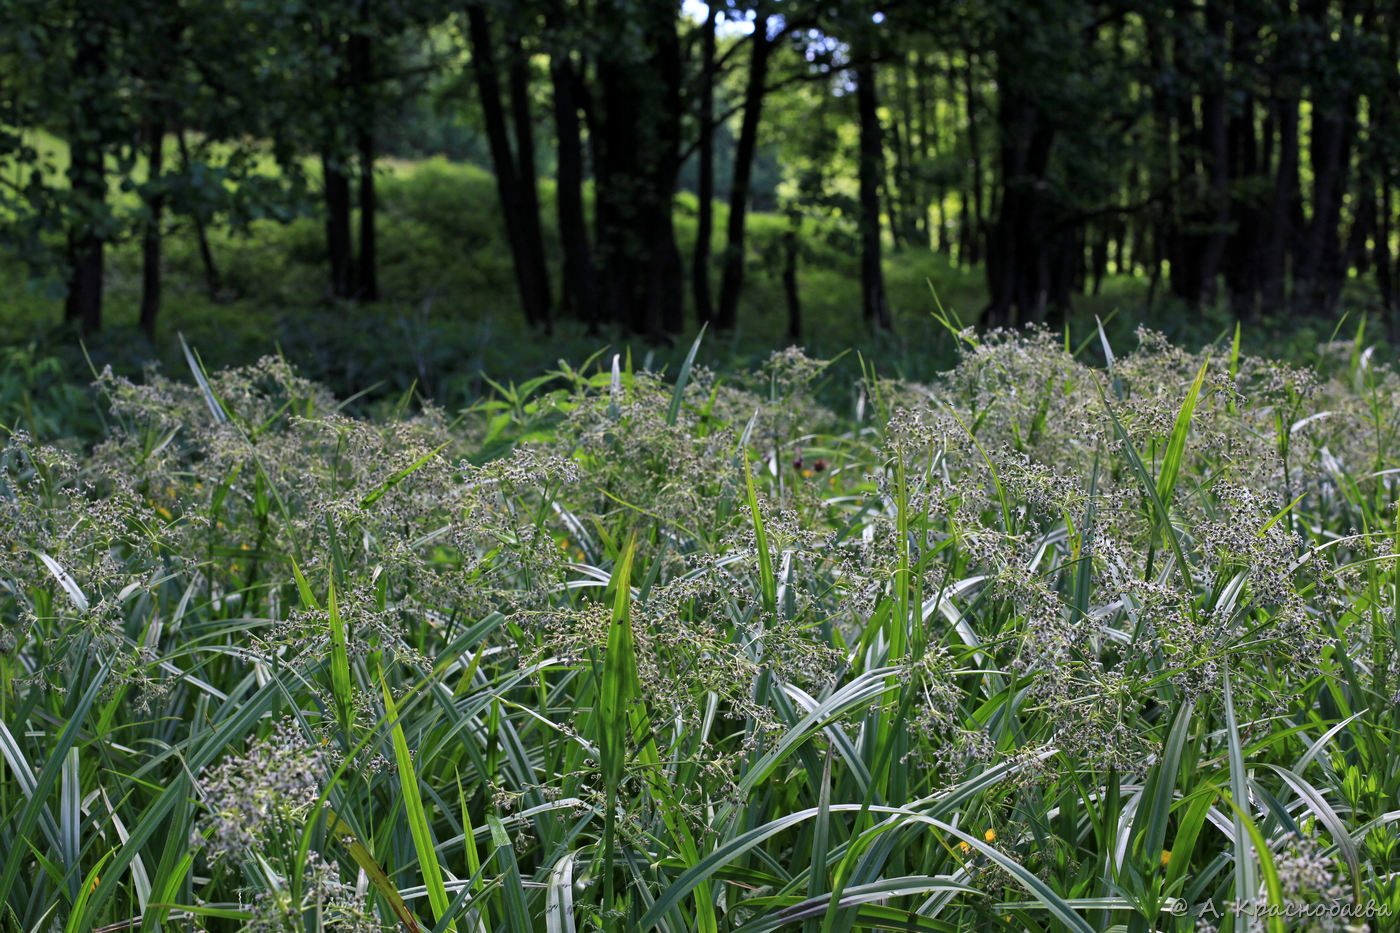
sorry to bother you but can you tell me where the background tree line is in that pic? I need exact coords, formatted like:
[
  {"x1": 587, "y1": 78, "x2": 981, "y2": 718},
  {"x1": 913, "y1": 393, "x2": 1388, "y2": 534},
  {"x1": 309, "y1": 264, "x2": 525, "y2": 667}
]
[{"x1": 2, "y1": 0, "x2": 1398, "y2": 343}]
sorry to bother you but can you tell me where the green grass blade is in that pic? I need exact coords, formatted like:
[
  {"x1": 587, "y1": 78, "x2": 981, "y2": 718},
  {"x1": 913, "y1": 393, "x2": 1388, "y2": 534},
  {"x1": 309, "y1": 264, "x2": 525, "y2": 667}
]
[
  {"x1": 1156, "y1": 355, "x2": 1210, "y2": 507},
  {"x1": 667, "y1": 324, "x2": 706, "y2": 426},
  {"x1": 381, "y1": 675, "x2": 458, "y2": 933},
  {"x1": 1221, "y1": 667, "x2": 1260, "y2": 930}
]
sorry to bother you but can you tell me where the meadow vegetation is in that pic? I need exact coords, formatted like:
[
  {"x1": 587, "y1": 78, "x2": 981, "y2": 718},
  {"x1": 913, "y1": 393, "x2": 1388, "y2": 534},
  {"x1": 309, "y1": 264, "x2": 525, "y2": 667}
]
[{"x1": 2, "y1": 322, "x2": 1398, "y2": 931}]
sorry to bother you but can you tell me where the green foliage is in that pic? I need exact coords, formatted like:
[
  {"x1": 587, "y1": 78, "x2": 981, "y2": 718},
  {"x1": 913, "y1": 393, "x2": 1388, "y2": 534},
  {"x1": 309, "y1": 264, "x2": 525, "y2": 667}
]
[{"x1": 2, "y1": 326, "x2": 1399, "y2": 930}]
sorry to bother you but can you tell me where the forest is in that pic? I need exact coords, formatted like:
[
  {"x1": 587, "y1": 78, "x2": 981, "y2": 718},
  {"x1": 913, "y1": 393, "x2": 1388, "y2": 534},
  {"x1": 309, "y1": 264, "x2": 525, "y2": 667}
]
[
  {"x1": 3, "y1": 0, "x2": 1397, "y2": 361},
  {"x1": 4, "y1": 4, "x2": 1400, "y2": 933}
]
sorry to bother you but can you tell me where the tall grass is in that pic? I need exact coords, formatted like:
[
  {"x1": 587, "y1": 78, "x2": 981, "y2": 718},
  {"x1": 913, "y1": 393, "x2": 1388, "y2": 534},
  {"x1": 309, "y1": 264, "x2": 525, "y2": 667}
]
[{"x1": 1, "y1": 324, "x2": 1397, "y2": 931}]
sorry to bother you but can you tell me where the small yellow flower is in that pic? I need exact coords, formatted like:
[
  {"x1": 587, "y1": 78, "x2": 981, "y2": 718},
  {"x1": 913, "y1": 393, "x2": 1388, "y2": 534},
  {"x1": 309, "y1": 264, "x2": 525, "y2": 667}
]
[
  {"x1": 1160, "y1": 849, "x2": 1172, "y2": 868},
  {"x1": 983, "y1": 829, "x2": 996, "y2": 843},
  {"x1": 89, "y1": 875, "x2": 99, "y2": 893},
  {"x1": 156, "y1": 506, "x2": 173, "y2": 520},
  {"x1": 958, "y1": 841, "x2": 972, "y2": 854},
  {"x1": 802, "y1": 469, "x2": 814, "y2": 478}
]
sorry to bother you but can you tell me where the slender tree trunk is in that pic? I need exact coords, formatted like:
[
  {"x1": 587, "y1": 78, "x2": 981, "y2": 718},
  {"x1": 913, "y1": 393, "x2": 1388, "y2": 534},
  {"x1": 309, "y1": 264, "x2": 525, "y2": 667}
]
[
  {"x1": 1381, "y1": 177, "x2": 1397, "y2": 341},
  {"x1": 177, "y1": 129, "x2": 222, "y2": 297},
  {"x1": 716, "y1": 12, "x2": 772, "y2": 331},
  {"x1": 855, "y1": 48, "x2": 891, "y2": 330},
  {"x1": 549, "y1": 41, "x2": 597, "y2": 327},
  {"x1": 1090, "y1": 226, "x2": 1108, "y2": 296},
  {"x1": 467, "y1": 4, "x2": 549, "y2": 328},
  {"x1": 914, "y1": 52, "x2": 932, "y2": 245},
  {"x1": 350, "y1": 31, "x2": 378, "y2": 301},
  {"x1": 1195, "y1": 1, "x2": 1230, "y2": 308},
  {"x1": 1262, "y1": 96, "x2": 1299, "y2": 313},
  {"x1": 323, "y1": 152, "x2": 354, "y2": 299},
  {"x1": 783, "y1": 226, "x2": 801, "y2": 339},
  {"x1": 65, "y1": 22, "x2": 105, "y2": 333},
  {"x1": 140, "y1": 121, "x2": 165, "y2": 338},
  {"x1": 1297, "y1": 95, "x2": 1356, "y2": 316},
  {"x1": 964, "y1": 53, "x2": 984, "y2": 266},
  {"x1": 508, "y1": 28, "x2": 552, "y2": 331},
  {"x1": 692, "y1": 1, "x2": 717, "y2": 325},
  {"x1": 896, "y1": 55, "x2": 920, "y2": 247}
]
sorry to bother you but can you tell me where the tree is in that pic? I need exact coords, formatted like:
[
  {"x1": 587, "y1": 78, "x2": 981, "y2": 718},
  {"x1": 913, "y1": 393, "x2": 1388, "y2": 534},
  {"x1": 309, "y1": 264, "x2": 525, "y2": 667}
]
[
  {"x1": 715, "y1": 6, "x2": 776, "y2": 331},
  {"x1": 467, "y1": 3, "x2": 552, "y2": 330}
]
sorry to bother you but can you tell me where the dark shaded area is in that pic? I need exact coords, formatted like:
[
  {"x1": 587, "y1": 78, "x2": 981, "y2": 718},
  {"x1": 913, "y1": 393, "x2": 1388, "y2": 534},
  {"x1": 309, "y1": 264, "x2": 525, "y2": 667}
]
[{"x1": 1, "y1": 0, "x2": 1398, "y2": 350}]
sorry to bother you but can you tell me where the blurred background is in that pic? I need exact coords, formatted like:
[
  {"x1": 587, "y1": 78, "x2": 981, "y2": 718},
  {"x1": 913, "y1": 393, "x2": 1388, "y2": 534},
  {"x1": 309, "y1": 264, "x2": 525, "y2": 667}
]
[{"x1": 2, "y1": 0, "x2": 1397, "y2": 429}]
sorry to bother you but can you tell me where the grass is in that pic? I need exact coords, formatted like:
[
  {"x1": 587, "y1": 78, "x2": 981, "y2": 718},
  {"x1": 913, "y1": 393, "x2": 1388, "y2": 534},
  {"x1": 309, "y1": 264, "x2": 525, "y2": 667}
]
[{"x1": 1, "y1": 321, "x2": 1398, "y2": 931}]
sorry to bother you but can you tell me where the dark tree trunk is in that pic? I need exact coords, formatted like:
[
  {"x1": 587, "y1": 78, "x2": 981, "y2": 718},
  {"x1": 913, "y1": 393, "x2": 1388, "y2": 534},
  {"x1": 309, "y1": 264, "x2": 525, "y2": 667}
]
[
  {"x1": 692, "y1": 1, "x2": 717, "y2": 325},
  {"x1": 467, "y1": 4, "x2": 550, "y2": 329},
  {"x1": 323, "y1": 151, "x2": 354, "y2": 299},
  {"x1": 592, "y1": 3, "x2": 684, "y2": 341},
  {"x1": 1195, "y1": 0, "x2": 1230, "y2": 309},
  {"x1": 914, "y1": 52, "x2": 932, "y2": 245},
  {"x1": 982, "y1": 78, "x2": 1056, "y2": 329},
  {"x1": 549, "y1": 40, "x2": 598, "y2": 328},
  {"x1": 1090, "y1": 226, "x2": 1108, "y2": 296},
  {"x1": 508, "y1": 29, "x2": 552, "y2": 331},
  {"x1": 140, "y1": 121, "x2": 165, "y2": 339},
  {"x1": 885, "y1": 113, "x2": 906, "y2": 252},
  {"x1": 1262, "y1": 96, "x2": 1299, "y2": 313},
  {"x1": 896, "y1": 56, "x2": 920, "y2": 247},
  {"x1": 177, "y1": 129, "x2": 222, "y2": 298},
  {"x1": 1224, "y1": 87, "x2": 1263, "y2": 320},
  {"x1": 1296, "y1": 94, "x2": 1356, "y2": 317},
  {"x1": 855, "y1": 49, "x2": 891, "y2": 330},
  {"x1": 963, "y1": 54, "x2": 984, "y2": 267},
  {"x1": 783, "y1": 227, "x2": 801, "y2": 339},
  {"x1": 1381, "y1": 177, "x2": 1397, "y2": 341},
  {"x1": 716, "y1": 12, "x2": 772, "y2": 331},
  {"x1": 350, "y1": 31, "x2": 378, "y2": 301},
  {"x1": 65, "y1": 23, "x2": 105, "y2": 333}
]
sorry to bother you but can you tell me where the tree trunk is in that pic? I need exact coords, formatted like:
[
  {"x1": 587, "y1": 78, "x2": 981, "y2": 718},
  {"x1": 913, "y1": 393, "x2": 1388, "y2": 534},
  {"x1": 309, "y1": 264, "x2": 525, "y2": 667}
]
[
  {"x1": 140, "y1": 121, "x2": 165, "y2": 339},
  {"x1": 591, "y1": 3, "x2": 685, "y2": 341},
  {"x1": 323, "y1": 151, "x2": 354, "y2": 299},
  {"x1": 1261, "y1": 96, "x2": 1299, "y2": 314},
  {"x1": 896, "y1": 55, "x2": 920, "y2": 247},
  {"x1": 549, "y1": 41, "x2": 597, "y2": 328},
  {"x1": 1381, "y1": 177, "x2": 1397, "y2": 342},
  {"x1": 508, "y1": 29, "x2": 552, "y2": 332},
  {"x1": 466, "y1": 4, "x2": 549, "y2": 329},
  {"x1": 964, "y1": 54, "x2": 984, "y2": 267},
  {"x1": 983, "y1": 80, "x2": 1056, "y2": 329},
  {"x1": 65, "y1": 22, "x2": 105, "y2": 333},
  {"x1": 855, "y1": 50, "x2": 891, "y2": 330},
  {"x1": 783, "y1": 227, "x2": 801, "y2": 339},
  {"x1": 914, "y1": 52, "x2": 931, "y2": 246},
  {"x1": 692, "y1": 1, "x2": 717, "y2": 325},
  {"x1": 1296, "y1": 94, "x2": 1356, "y2": 316},
  {"x1": 1195, "y1": 0, "x2": 1230, "y2": 309},
  {"x1": 177, "y1": 129, "x2": 222, "y2": 298},
  {"x1": 716, "y1": 12, "x2": 772, "y2": 331},
  {"x1": 350, "y1": 31, "x2": 378, "y2": 301}
]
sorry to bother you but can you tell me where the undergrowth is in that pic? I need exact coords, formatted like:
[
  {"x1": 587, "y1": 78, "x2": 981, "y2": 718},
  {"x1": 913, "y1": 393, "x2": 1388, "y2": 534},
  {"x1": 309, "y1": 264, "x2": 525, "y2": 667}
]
[{"x1": 1, "y1": 324, "x2": 1398, "y2": 932}]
